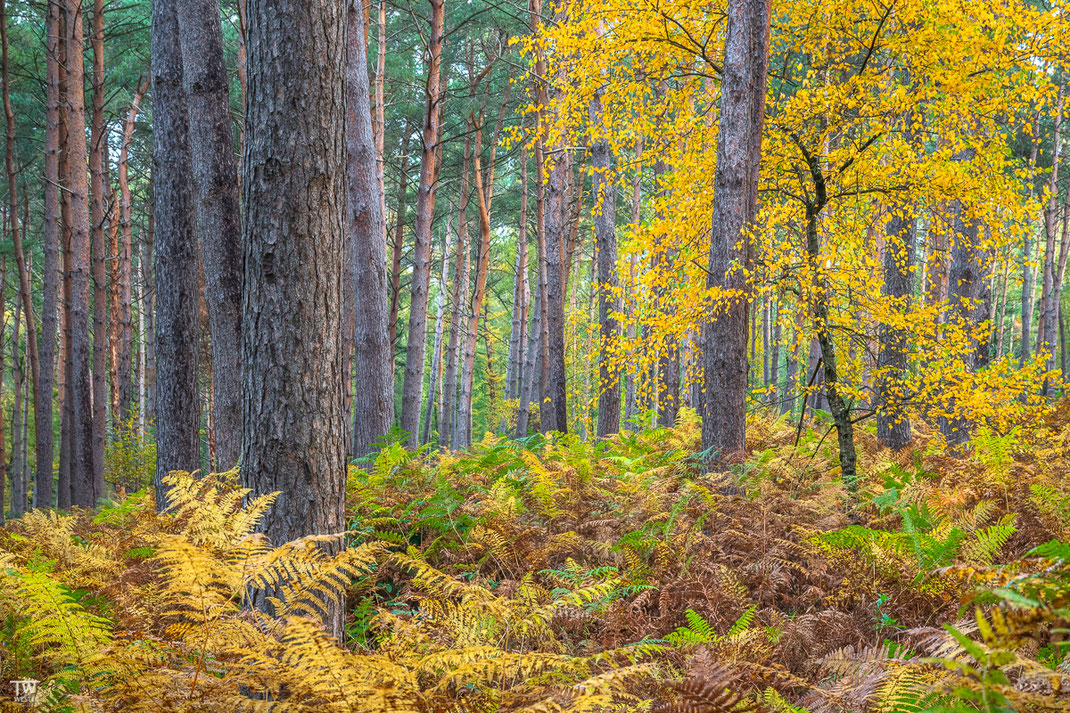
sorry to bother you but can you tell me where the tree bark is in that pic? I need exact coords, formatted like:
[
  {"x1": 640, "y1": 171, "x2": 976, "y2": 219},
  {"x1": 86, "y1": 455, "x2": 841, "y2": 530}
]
[
  {"x1": 36, "y1": 0, "x2": 62, "y2": 507},
  {"x1": 388, "y1": 137, "x2": 411, "y2": 352},
  {"x1": 876, "y1": 207, "x2": 916, "y2": 450},
  {"x1": 591, "y1": 89, "x2": 620, "y2": 438},
  {"x1": 142, "y1": 207, "x2": 157, "y2": 431},
  {"x1": 505, "y1": 149, "x2": 530, "y2": 405},
  {"x1": 118, "y1": 79, "x2": 148, "y2": 424},
  {"x1": 347, "y1": 0, "x2": 393, "y2": 458},
  {"x1": 10, "y1": 275, "x2": 23, "y2": 515},
  {"x1": 1021, "y1": 111, "x2": 1042, "y2": 364},
  {"x1": 701, "y1": 0, "x2": 770, "y2": 459},
  {"x1": 152, "y1": 0, "x2": 201, "y2": 506},
  {"x1": 423, "y1": 237, "x2": 448, "y2": 445},
  {"x1": 1037, "y1": 86, "x2": 1064, "y2": 383},
  {"x1": 64, "y1": 0, "x2": 98, "y2": 508},
  {"x1": 398, "y1": 0, "x2": 444, "y2": 448},
  {"x1": 441, "y1": 137, "x2": 471, "y2": 450},
  {"x1": 2, "y1": 0, "x2": 43, "y2": 508},
  {"x1": 90, "y1": 0, "x2": 107, "y2": 500},
  {"x1": 241, "y1": 0, "x2": 348, "y2": 636},
  {"x1": 176, "y1": 0, "x2": 243, "y2": 470}
]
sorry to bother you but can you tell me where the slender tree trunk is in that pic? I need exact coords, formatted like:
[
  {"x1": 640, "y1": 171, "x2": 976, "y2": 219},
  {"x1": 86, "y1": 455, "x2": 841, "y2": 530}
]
[
  {"x1": 1038, "y1": 87, "x2": 1064, "y2": 386},
  {"x1": 36, "y1": 0, "x2": 62, "y2": 507},
  {"x1": 10, "y1": 280, "x2": 22, "y2": 515},
  {"x1": 454, "y1": 126, "x2": 493, "y2": 448},
  {"x1": 347, "y1": 0, "x2": 393, "y2": 457},
  {"x1": 152, "y1": 0, "x2": 200, "y2": 506},
  {"x1": 142, "y1": 208, "x2": 157, "y2": 430},
  {"x1": 505, "y1": 149, "x2": 530, "y2": 404},
  {"x1": 90, "y1": 0, "x2": 107, "y2": 499},
  {"x1": 701, "y1": 0, "x2": 770, "y2": 459},
  {"x1": 241, "y1": 0, "x2": 348, "y2": 636},
  {"x1": 0, "y1": 258, "x2": 6, "y2": 520},
  {"x1": 876, "y1": 207, "x2": 916, "y2": 450},
  {"x1": 624, "y1": 141, "x2": 641, "y2": 424},
  {"x1": 64, "y1": 0, "x2": 97, "y2": 508},
  {"x1": 176, "y1": 0, "x2": 243, "y2": 469},
  {"x1": 423, "y1": 238, "x2": 448, "y2": 445},
  {"x1": 442, "y1": 138, "x2": 472, "y2": 450},
  {"x1": 543, "y1": 142, "x2": 569, "y2": 433},
  {"x1": 398, "y1": 0, "x2": 444, "y2": 447},
  {"x1": 388, "y1": 138, "x2": 411, "y2": 352},
  {"x1": 374, "y1": 0, "x2": 387, "y2": 251},
  {"x1": 1021, "y1": 112, "x2": 1042, "y2": 364},
  {"x1": 3, "y1": 0, "x2": 44, "y2": 507},
  {"x1": 118, "y1": 79, "x2": 148, "y2": 423},
  {"x1": 591, "y1": 89, "x2": 620, "y2": 437}
]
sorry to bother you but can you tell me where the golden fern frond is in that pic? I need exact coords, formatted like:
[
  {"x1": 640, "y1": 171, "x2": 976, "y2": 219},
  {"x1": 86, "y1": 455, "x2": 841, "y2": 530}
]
[{"x1": 654, "y1": 667, "x2": 754, "y2": 713}]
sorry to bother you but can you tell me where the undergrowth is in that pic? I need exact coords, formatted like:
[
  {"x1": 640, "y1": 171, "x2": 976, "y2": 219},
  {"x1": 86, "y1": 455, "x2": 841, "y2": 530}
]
[{"x1": 2, "y1": 406, "x2": 1070, "y2": 711}]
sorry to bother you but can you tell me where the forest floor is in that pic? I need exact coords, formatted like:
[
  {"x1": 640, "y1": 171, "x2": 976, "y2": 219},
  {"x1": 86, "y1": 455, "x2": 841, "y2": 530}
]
[{"x1": 1, "y1": 408, "x2": 1070, "y2": 712}]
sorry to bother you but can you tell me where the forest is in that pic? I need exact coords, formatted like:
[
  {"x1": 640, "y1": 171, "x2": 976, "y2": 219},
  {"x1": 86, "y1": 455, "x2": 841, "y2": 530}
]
[{"x1": 0, "y1": 0, "x2": 1067, "y2": 710}]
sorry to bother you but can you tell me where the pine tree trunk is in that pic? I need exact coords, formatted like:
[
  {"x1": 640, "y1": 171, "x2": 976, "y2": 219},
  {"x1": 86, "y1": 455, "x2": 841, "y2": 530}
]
[
  {"x1": 591, "y1": 89, "x2": 620, "y2": 437},
  {"x1": 142, "y1": 209, "x2": 157, "y2": 430},
  {"x1": 241, "y1": 0, "x2": 348, "y2": 637},
  {"x1": 90, "y1": 0, "x2": 107, "y2": 499},
  {"x1": 347, "y1": 0, "x2": 393, "y2": 457},
  {"x1": 388, "y1": 138, "x2": 411, "y2": 352},
  {"x1": 151, "y1": 0, "x2": 201, "y2": 507},
  {"x1": 876, "y1": 207, "x2": 916, "y2": 451},
  {"x1": 65, "y1": 0, "x2": 98, "y2": 508},
  {"x1": 2, "y1": 0, "x2": 43, "y2": 508},
  {"x1": 10, "y1": 283, "x2": 23, "y2": 516},
  {"x1": 1037, "y1": 87, "x2": 1064, "y2": 383},
  {"x1": 455, "y1": 128, "x2": 494, "y2": 449},
  {"x1": 36, "y1": 0, "x2": 61, "y2": 507},
  {"x1": 374, "y1": 0, "x2": 387, "y2": 252},
  {"x1": 118, "y1": 79, "x2": 148, "y2": 424},
  {"x1": 441, "y1": 137, "x2": 472, "y2": 450},
  {"x1": 175, "y1": 0, "x2": 243, "y2": 470},
  {"x1": 423, "y1": 241, "x2": 448, "y2": 445},
  {"x1": 701, "y1": 0, "x2": 770, "y2": 459},
  {"x1": 940, "y1": 181, "x2": 984, "y2": 449},
  {"x1": 398, "y1": 0, "x2": 444, "y2": 448},
  {"x1": 505, "y1": 149, "x2": 530, "y2": 405}
]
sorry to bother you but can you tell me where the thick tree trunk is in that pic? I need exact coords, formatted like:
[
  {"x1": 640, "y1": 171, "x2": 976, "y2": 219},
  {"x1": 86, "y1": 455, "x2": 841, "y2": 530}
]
[
  {"x1": 876, "y1": 208, "x2": 916, "y2": 450},
  {"x1": 90, "y1": 0, "x2": 107, "y2": 500},
  {"x1": 65, "y1": 0, "x2": 98, "y2": 508},
  {"x1": 441, "y1": 138, "x2": 472, "y2": 450},
  {"x1": 347, "y1": 0, "x2": 393, "y2": 458},
  {"x1": 701, "y1": 0, "x2": 770, "y2": 459},
  {"x1": 940, "y1": 191, "x2": 984, "y2": 448},
  {"x1": 176, "y1": 0, "x2": 243, "y2": 470},
  {"x1": 152, "y1": 0, "x2": 201, "y2": 506},
  {"x1": 241, "y1": 0, "x2": 348, "y2": 636},
  {"x1": 374, "y1": 0, "x2": 387, "y2": 251},
  {"x1": 398, "y1": 0, "x2": 444, "y2": 448},
  {"x1": 543, "y1": 144, "x2": 569, "y2": 434},
  {"x1": 591, "y1": 90, "x2": 620, "y2": 438}
]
